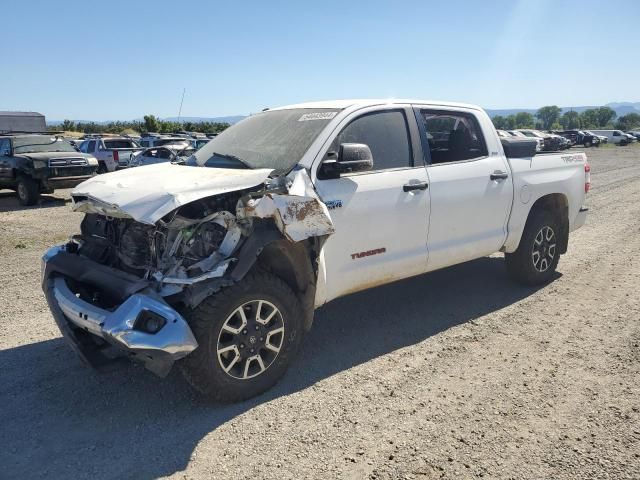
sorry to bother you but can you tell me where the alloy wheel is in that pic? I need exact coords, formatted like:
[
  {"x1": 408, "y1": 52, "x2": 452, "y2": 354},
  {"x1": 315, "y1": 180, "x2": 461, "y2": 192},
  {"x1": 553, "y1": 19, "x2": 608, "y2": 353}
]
[
  {"x1": 531, "y1": 226, "x2": 556, "y2": 273},
  {"x1": 216, "y1": 300, "x2": 285, "y2": 380}
]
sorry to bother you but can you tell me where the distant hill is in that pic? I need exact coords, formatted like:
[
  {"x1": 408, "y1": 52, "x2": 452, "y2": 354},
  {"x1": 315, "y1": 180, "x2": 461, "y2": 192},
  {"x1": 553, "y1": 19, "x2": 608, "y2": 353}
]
[
  {"x1": 486, "y1": 102, "x2": 640, "y2": 118},
  {"x1": 161, "y1": 115, "x2": 246, "y2": 124},
  {"x1": 47, "y1": 102, "x2": 640, "y2": 125},
  {"x1": 48, "y1": 115, "x2": 246, "y2": 126}
]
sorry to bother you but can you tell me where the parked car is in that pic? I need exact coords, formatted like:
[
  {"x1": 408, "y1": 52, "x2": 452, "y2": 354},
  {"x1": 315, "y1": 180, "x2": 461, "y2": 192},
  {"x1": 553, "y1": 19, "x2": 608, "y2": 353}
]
[
  {"x1": 517, "y1": 129, "x2": 565, "y2": 151},
  {"x1": 192, "y1": 138, "x2": 210, "y2": 150},
  {"x1": 0, "y1": 134, "x2": 98, "y2": 205},
  {"x1": 129, "y1": 145, "x2": 196, "y2": 168},
  {"x1": 623, "y1": 133, "x2": 637, "y2": 143},
  {"x1": 626, "y1": 130, "x2": 640, "y2": 140},
  {"x1": 590, "y1": 129, "x2": 631, "y2": 145},
  {"x1": 557, "y1": 135, "x2": 572, "y2": 150},
  {"x1": 42, "y1": 99, "x2": 590, "y2": 401},
  {"x1": 507, "y1": 130, "x2": 544, "y2": 152},
  {"x1": 78, "y1": 136, "x2": 144, "y2": 172},
  {"x1": 139, "y1": 134, "x2": 192, "y2": 149},
  {"x1": 555, "y1": 130, "x2": 600, "y2": 148},
  {"x1": 584, "y1": 130, "x2": 608, "y2": 144}
]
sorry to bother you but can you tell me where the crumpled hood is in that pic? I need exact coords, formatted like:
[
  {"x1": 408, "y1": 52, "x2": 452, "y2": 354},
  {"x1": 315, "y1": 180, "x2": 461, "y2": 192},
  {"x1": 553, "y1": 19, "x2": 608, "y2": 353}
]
[{"x1": 71, "y1": 163, "x2": 273, "y2": 225}]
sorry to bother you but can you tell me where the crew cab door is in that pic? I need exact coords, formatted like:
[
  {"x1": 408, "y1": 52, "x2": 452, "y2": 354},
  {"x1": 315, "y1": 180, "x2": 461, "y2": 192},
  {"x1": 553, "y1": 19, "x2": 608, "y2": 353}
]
[
  {"x1": 414, "y1": 106, "x2": 513, "y2": 271},
  {"x1": 313, "y1": 106, "x2": 430, "y2": 302}
]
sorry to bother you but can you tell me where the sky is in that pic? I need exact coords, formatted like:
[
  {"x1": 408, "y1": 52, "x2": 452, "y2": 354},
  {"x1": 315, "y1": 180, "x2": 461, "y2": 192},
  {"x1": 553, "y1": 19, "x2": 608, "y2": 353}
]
[{"x1": 2, "y1": 0, "x2": 639, "y2": 121}]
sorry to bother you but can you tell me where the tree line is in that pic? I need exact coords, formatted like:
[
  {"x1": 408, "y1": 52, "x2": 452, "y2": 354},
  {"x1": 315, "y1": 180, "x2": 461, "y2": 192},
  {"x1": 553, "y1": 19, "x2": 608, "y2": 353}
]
[
  {"x1": 49, "y1": 114, "x2": 230, "y2": 135},
  {"x1": 492, "y1": 106, "x2": 640, "y2": 132}
]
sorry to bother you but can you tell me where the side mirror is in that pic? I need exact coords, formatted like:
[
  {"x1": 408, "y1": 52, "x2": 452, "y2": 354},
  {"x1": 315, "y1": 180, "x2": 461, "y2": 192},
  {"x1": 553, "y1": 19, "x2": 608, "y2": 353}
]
[{"x1": 319, "y1": 143, "x2": 373, "y2": 179}]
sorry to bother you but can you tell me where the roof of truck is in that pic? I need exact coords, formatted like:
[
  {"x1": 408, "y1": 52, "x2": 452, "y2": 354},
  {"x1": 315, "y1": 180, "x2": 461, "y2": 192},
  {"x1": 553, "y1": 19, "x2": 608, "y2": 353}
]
[{"x1": 270, "y1": 99, "x2": 482, "y2": 111}]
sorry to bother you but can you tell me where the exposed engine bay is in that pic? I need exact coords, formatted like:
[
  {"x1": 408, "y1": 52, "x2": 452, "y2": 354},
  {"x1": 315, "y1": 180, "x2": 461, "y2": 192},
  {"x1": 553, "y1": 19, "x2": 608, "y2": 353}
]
[
  {"x1": 77, "y1": 191, "x2": 243, "y2": 281},
  {"x1": 67, "y1": 166, "x2": 335, "y2": 307}
]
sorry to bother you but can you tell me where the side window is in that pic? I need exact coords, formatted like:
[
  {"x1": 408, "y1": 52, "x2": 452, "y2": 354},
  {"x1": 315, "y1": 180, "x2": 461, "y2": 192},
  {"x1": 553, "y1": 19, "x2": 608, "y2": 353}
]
[
  {"x1": 141, "y1": 140, "x2": 150, "y2": 147},
  {"x1": 87, "y1": 140, "x2": 96, "y2": 152},
  {"x1": 332, "y1": 110, "x2": 412, "y2": 171},
  {"x1": 419, "y1": 110, "x2": 488, "y2": 164},
  {"x1": 0, "y1": 139, "x2": 10, "y2": 156},
  {"x1": 613, "y1": 131, "x2": 620, "y2": 137}
]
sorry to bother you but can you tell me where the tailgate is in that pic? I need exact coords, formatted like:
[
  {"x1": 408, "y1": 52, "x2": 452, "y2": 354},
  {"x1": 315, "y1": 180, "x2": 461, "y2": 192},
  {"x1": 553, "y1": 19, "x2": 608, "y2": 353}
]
[{"x1": 109, "y1": 148, "x2": 144, "y2": 165}]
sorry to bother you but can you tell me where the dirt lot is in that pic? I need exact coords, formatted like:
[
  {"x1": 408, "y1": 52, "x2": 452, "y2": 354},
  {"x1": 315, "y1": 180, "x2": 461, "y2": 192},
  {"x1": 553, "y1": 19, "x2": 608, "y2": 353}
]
[{"x1": 1, "y1": 145, "x2": 639, "y2": 479}]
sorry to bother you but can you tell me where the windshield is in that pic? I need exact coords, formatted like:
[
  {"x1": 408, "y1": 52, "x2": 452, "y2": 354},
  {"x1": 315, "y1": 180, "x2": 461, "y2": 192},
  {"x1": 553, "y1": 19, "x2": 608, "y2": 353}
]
[
  {"x1": 13, "y1": 136, "x2": 77, "y2": 154},
  {"x1": 189, "y1": 108, "x2": 340, "y2": 174}
]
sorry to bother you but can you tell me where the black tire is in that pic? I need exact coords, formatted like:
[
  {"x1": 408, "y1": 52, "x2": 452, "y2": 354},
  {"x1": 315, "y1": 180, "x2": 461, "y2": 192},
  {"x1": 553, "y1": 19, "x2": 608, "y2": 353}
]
[
  {"x1": 505, "y1": 210, "x2": 560, "y2": 286},
  {"x1": 16, "y1": 176, "x2": 40, "y2": 206},
  {"x1": 180, "y1": 271, "x2": 304, "y2": 402},
  {"x1": 96, "y1": 162, "x2": 108, "y2": 174},
  {"x1": 584, "y1": 140, "x2": 592, "y2": 148}
]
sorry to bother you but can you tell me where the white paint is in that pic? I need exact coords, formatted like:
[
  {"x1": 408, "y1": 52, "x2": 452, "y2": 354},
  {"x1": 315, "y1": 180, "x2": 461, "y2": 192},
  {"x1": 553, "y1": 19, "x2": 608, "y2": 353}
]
[
  {"x1": 305, "y1": 101, "x2": 588, "y2": 304},
  {"x1": 71, "y1": 162, "x2": 273, "y2": 224}
]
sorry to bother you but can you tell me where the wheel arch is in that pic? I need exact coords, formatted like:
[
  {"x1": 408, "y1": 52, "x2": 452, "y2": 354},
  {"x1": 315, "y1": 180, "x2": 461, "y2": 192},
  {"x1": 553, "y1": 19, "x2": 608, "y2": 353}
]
[
  {"x1": 521, "y1": 193, "x2": 570, "y2": 254},
  {"x1": 255, "y1": 239, "x2": 318, "y2": 331},
  {"x1": 229, "y1": 224, "x2": 320, "y2": 331}
]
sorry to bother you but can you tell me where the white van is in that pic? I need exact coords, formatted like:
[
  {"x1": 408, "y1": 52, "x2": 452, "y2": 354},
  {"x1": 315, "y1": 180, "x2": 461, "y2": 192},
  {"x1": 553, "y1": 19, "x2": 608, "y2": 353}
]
[{"x1": 590, "y1": 129, "x2": 631, "y2": 145}]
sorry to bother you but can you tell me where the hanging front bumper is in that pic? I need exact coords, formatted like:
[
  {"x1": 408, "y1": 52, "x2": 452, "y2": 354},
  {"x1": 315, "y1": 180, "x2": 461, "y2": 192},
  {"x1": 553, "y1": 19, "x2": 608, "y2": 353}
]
[{"x1": 42, "y1": 245, "x2": 198, "y2": 376}]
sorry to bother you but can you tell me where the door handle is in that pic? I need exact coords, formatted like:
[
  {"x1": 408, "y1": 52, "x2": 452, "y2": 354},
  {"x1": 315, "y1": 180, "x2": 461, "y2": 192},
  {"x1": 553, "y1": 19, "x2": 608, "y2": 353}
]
[
  {"x1": 490, "y1": 171, "x2": 509, "y2": 181},
  {"x1": 403, "y1": 182, "x2": 429, "y2": 192}
]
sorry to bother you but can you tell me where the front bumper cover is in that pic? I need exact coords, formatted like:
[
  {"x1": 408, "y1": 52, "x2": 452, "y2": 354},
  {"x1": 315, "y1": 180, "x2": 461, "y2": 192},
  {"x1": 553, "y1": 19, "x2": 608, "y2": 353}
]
[{"x1": 42, "y1": 245, "x2": 198, "y2": 376}]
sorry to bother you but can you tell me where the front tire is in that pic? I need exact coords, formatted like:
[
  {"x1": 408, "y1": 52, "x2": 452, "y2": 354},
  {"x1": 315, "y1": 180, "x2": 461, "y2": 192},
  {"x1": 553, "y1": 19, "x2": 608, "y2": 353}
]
[
  {"x1": 16, "y1": 176, "x2": 40, "y2": 206},
  {"x1": 180, "y1": 271, "x2": 304, "y2": 402},
  {"x1": 505, "y1": 210, "x2": 560, "y2": 286}
]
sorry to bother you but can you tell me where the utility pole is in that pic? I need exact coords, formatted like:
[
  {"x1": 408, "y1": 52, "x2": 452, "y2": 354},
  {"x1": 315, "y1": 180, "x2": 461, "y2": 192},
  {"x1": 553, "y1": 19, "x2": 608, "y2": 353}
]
[{"x1": 177, "y1": 88, "x2": 186, "y2": 124}]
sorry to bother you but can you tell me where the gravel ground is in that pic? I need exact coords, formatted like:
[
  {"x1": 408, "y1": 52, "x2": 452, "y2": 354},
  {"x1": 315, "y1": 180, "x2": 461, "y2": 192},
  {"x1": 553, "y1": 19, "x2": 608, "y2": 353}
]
[{"x1": 1, "y1": 145, "x2": 639, "y2": 479}]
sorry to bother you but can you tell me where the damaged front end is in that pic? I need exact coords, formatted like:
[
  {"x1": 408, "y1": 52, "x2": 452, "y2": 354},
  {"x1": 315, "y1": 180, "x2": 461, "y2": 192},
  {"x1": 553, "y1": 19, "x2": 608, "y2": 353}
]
[{"x1": 42, "y1": 164, "x2": 333, "y2": 376}]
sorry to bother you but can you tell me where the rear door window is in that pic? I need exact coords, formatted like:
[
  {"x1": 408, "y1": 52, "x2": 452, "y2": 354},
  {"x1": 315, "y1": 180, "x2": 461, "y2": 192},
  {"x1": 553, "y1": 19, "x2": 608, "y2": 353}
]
[
  {"x1": 418, "y1": 110, "x2": 488, "y2": 164},
  {"x1": 104, "y1": 139, "x2": 138, "y2": 149}
]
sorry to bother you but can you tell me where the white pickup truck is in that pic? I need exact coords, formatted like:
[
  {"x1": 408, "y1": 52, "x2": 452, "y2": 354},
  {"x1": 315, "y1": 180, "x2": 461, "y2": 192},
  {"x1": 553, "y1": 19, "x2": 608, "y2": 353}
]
[
  {"x1": 78, "y1": 136, "x2": 143, "y2": 172},
  {"x1": 42, "y1": 99, "x2": 590, "y2": 402}
]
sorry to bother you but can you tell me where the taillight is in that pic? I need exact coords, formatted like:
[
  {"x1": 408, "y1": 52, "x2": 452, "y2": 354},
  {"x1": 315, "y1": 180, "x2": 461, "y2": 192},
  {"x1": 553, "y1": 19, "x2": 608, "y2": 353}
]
[
  {"x1": 113, "y1": 151, "x2": 119, "y2": 162},
  {"x1": 584, "y1": 162, "x2": 591, "y2": 193}
]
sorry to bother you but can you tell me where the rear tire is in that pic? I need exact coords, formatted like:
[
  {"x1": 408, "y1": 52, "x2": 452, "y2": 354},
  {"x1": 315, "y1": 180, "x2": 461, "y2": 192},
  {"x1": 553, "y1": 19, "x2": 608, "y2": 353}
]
[
  {"x1": 96, "y1": 162, "x2": 108, "y2": 174},
  {"x1": 180, "y1": 271, "x2": 304, "y2": 402},
  {"x1": 505, "y1": 210, "x2": 560, "y2": 286},
  {"x1": 584, "y1": 140, "x2": 592, "y2": 148},
  {"x1": 16, "y1": 176, "x2": 40, "y2": 206}
]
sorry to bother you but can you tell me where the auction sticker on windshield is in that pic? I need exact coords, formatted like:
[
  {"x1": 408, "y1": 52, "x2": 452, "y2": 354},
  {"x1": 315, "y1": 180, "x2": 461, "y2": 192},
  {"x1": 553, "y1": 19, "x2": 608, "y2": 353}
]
[{"x1": 298, "y1": 112, "x2": 338, "y2": 122}]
